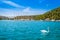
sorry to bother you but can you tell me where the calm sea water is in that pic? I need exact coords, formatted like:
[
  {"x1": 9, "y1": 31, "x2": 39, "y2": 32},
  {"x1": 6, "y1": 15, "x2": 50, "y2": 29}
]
[{"x1": 0, "y1": 20, "x2": 60, "y2": 40}]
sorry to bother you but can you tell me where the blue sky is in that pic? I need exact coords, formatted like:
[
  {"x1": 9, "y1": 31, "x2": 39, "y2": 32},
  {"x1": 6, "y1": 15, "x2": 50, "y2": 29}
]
[{"x1": 0, "y1": 0, "x2": 60, "y2": 17}]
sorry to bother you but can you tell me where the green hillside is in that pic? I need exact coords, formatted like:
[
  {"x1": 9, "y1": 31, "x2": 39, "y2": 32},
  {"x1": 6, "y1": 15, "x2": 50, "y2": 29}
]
[{"x1": 33, "y1": 7, "x2": 60, "y2": 20}]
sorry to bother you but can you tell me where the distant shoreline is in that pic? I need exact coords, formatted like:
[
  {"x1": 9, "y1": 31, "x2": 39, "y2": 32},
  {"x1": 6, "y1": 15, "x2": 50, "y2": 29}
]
[{"x1": 0, "y1": 20, "x2": 60, "y2": 22}]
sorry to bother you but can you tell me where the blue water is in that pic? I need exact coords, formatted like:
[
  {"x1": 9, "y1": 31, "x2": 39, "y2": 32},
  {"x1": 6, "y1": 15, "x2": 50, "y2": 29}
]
[{"x1": 0, "y1": 20, "x2": 60, "y2": 40}]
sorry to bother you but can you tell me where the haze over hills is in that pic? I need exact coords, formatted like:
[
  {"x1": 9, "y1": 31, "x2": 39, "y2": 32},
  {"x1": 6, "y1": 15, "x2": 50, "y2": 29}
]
[
  {"x1": 0, "y1": 7, "x2": 60, "y2": 20},
  {"x1": 0, "y1": 16, "x2": 9, "y2": 20}
]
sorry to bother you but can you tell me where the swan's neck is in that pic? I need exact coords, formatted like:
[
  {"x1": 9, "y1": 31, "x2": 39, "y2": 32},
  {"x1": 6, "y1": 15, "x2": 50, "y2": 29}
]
[{"x1": 47, "y1": 27, "x2": 49, "y2": 32}]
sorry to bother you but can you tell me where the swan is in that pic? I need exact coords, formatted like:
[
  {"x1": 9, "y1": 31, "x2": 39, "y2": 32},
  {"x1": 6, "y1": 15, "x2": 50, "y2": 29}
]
[{"x1": 40, "y1": 27, "x2": 49, "y2": 34}]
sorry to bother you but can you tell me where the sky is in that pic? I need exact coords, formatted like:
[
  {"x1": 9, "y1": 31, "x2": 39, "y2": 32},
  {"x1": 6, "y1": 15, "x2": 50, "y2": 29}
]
[{"x1": 0, "y1": 0, "x2": 60, "y2": 17}]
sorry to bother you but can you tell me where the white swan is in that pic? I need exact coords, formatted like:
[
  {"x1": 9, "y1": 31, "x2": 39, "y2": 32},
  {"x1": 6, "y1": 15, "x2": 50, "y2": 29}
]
[{"x1": 40, "y1": 27, "x2": 49, "y2": 34}]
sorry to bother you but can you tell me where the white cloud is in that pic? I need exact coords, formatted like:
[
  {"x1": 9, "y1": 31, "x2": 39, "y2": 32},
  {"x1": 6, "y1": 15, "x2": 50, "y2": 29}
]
[
  {"x1": 22, "y1": 7, "x2": 47, "y2": 15},
  {"x1": 2, "y1": 0, "x2": 24, "y2": 8},
  {"x1": 0, "y1": 7, "x2": 48, "y2": 18},
  {"x1": 0, "y1": 0, "x2": 48, "y2": 18},
  {"x1": 23, "y1": 7, "x2": 31, "y2": 12}
]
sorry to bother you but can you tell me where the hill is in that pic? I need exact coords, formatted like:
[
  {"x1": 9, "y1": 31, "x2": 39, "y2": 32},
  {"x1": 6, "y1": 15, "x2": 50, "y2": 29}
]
[
  {"x1": 0, "y1": 16, "x2": 9, "y2": 20},
  {"x1": 33, "y1": 7, "x2": 60, "y2": 20}
]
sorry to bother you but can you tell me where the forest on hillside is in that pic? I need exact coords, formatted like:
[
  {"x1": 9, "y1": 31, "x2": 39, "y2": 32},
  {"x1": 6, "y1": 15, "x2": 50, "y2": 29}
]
[{"x1": 33, "y1": 7, "x2": 60, "y2": 20}]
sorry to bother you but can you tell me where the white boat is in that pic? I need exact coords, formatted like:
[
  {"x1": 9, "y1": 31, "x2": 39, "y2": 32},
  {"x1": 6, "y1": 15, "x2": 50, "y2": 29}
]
[{"x1": 51, "y1": 19, "x2": 55, "y2": 21}]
